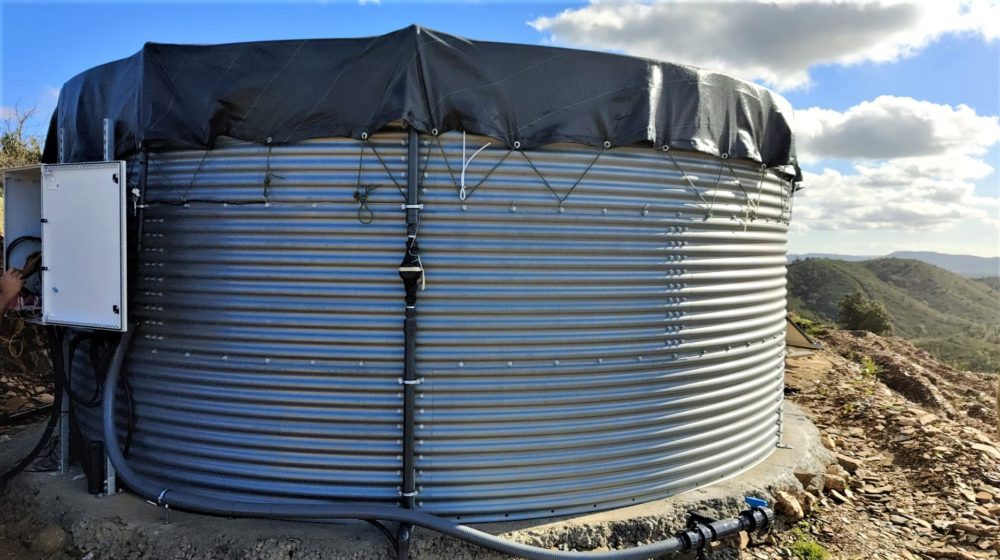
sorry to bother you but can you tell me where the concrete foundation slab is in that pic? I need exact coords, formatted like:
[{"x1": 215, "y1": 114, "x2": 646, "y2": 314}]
[{"x1": 1, "y1": 402, "x2": 831, "y2": 560}]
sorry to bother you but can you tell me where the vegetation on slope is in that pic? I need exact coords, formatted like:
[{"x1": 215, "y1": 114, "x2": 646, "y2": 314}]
[
  {"x1": 788, "y1": 258, "x2": 1000, "y2": 372},
  {"x1": 1, "y1": 108, "x2": 44, "y2": 234},
  {"x1": 975, "y1": 276, "x2": 1000, "y2": 292}
]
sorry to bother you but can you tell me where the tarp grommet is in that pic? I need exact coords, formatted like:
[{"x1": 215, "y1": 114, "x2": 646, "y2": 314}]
[
  {"x1": 603, "y1": 140, "x2": 612, "y2": 149},
  {"x1": 361, "y1": 132, "x2": 369, "y2": 140},
  {"x1": 513, "y1": 141, "x2": 521, "y2": 150},
  {"x1": 721, "y1": 153, "x2": 729, "y2": 160},
  {"x1": 661, "y1": 145, "x2": 670, "y2": 152},
  {"x1": 431, "y1": 128, "x2": 439, "y2": 136}
]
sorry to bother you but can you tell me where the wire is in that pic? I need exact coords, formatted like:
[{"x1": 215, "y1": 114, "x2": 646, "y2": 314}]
[
  {"x1": 2, "y1": 317, "x2": 25, "y2": 358},
  {"x1": 364, "y1": 138, "x2": 406, "y2": 198},
  {"x1": 0, "y1": 326, "x2": 64, "y2": 486},
  {"x1": 63, "y1": 333, "x2": 103, "y2": 407},
  {"x1": 4, "y1": 236, "x2": 40, "y2": 269}
]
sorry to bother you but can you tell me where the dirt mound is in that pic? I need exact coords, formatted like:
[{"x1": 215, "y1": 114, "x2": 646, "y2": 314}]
[
  {"x1": 770, "y1": 328, "x2": 1000, "y2": 559},
  {"x1": 823, "y1": 330, "x2": 998, "y2": 433}
]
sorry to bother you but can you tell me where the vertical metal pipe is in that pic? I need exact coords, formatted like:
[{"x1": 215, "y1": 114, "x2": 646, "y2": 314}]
[
  {"x1": 102, "y1": 118, "x2": 114, "y2": 161},
  {"x1": 102, "y1": 118, "x2": 119, "y2": 494},
  {"x1": 56, "y1": 128, "x2": 70, "y2": 475},
  {"x1": 396, "y1": 126, "x2": 422, "y2": 558}
]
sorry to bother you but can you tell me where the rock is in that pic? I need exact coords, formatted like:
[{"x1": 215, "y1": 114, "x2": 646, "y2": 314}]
[
  {"x1": 3, "y1": 396, "x2": 29, "y2": 411},
  {"x1": 890, "y1": 514, "x2": 909, "y2": 526},
  {"x1": 918, "y1": 549, "x2": 977, "y2": 559},
  {"x1": 932, "y1": 519, "x2": 953, "y2": 532},
  {"x1": 975, "y1": 491, "x2": 994, "y2": 503},
  {"x1": 970, "y1": 443, "x2": 1000, "y2": 462},
  {"x1": 33, "y1": 393, "x2": 55, "y2": 405},
  {"x1": 826, "y1": 463, "x2": 850, "y2": 480},
  {"x1": 806, "y1": 474, "x2": 825, "y2": 496},
  {"x1": 917, "y1": 412, "x2": 938, "y2": 425},
  {"x1": 29, "y1": 524, "x2": 67, "y2": 555},
  {"x1": 33, "y1": 385, "x2": 46, "y2": 394},
  {"x1": 737, "y1": 530, "x2": 750, "y2": 550},
  {"x1": 834, "y1": 452, "x2": 863, "y2": 474},
  {"x1": 958, "y1": 488, "x2": 978, "y2": 502},
  {"x1": 794, "y1": 470, "x2": 816, "y2": 486},
  {"x1": 952, "y1": 522, "x2": 993, "y2": 537},
  {"x1": 824, "y1": 474, "x2": 848, "y2": 492},
  {"x1": 798, "y1": 491, "x2": 818, "y2": 515},
  {"x1": 774, "y1": 490, "x2": 805, "y2": 520},
  {"x1": 821, "y1": 433, "x2": 837, "y2": 450},
  {"x1": 829, "y1": 489, "x2": 850, "y2": 503}
]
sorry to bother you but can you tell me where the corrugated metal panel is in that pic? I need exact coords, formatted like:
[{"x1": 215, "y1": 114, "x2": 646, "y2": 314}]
[
  {"x1": 72, "y1": 131, "x2": 791, "y2": 521},
  {"x1": 414, "y1": 134, "x2": 789, "y2": 520},
  {"x1": 114, "y1": 133, "x2": 407, "y2": 504}
]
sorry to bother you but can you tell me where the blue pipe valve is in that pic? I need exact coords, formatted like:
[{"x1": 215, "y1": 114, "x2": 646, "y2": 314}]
[{"x1": 744, "y1": 497, "x2": 768, "y2": 509}]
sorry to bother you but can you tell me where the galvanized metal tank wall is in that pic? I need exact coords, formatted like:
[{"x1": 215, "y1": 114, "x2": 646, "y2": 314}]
[
  {"x1": 78, "y1": 130, "x2": 792, "y2": 521},
  {"x1": 415, "y1": 134, "x2": 789, "y2": 520},
  {"x1": 124, "y1": 133, "x2": 409, "y2": 505}
]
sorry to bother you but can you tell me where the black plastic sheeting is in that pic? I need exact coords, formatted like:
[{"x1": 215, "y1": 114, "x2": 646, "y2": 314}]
[{"x1": 43, "y1": 25, "x2": 799, "y2": 179}]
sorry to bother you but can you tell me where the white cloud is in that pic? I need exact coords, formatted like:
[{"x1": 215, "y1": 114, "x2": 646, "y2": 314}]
[
  {"x1": 792, "y1": 96, "x2": 1000, "y2": 232},
  {"x1": 795, "y1": 165, "x2": 999, "y2": 232},
  {"x1": 530, "y1": 1, "x2": 999, "y2": 91},
  {"x1": 795, "y1": 96, "x2": 1000, "y2": 162}
]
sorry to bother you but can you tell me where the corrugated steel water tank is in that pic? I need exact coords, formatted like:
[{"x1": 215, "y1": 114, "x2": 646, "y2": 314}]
[
  {"x1": 51, "y1": 26, "x2": 800, "y2": 523},
  {"x1": 103, "y1": 130, "x2": 792, "y2": 521}
]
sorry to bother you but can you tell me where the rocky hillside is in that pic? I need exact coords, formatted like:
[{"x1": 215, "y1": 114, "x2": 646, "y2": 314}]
[
  {"x1": 787, "y1": 258, "x2": 1000, "y2": 372},
  {"x1": 789, "y1": 252, "x2": 1000, "y2": 278},
  {"x1": 756, "y1": 327, "x2": 1000, "y2": 559}
]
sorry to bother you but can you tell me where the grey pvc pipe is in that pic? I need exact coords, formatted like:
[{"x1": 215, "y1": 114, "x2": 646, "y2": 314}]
[{"x1": 102, "y1": 330, "x2": 770, "y2": 559}]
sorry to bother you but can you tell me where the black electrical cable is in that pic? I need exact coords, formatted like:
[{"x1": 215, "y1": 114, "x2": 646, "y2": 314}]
[
  {"x1": 63, "y1": 333, "x2": 103, "y2": 407},
  {"x1": 102, "y1": 331, "x2": 773, "y2": 560},
  {"x1": 363, "y1": 519, "x2": 399, "y2": 553},
  {"x1": 0, "y1": 327, "x2": 64, "y2": 487},
  {"x1": 63, "y1": 331, "x2": 134, "y2": 456},
  {"x1": 4, "y1": 235, "x2": 40, "y2": 268}
]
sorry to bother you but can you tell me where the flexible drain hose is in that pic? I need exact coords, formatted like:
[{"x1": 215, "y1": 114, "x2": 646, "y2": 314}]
[{"x1": 102, "y1": 331, "x2": 772, "y2": 559}]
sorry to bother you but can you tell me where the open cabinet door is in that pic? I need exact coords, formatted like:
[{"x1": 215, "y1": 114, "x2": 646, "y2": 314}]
[{"x1": 40, "y1": 161, "x2": 127, "y2": 331}]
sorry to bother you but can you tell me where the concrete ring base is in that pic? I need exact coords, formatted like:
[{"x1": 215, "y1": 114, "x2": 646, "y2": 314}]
[{"x1": 2, "y1": 402, "x2": 831, "y2": 560}]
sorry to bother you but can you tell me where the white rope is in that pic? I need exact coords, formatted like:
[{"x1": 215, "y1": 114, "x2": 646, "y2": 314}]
[{"x1": 460, "y1": 131, "x2": 492, "y2": 201}]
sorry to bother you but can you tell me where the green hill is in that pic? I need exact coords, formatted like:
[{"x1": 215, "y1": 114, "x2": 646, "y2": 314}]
[
  {"x1": 787, "y1": 258, "x2": 1000, "y2": 372},
  {"x1": 974, "y1": 276, "x2": 1000, "y2": 291}
]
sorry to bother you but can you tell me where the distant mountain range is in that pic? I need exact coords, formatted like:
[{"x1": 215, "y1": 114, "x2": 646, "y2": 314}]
[
  {"x1": 787, "y1": 257, "x2": 1000, "y2": 372},
  {"x1": 788, "y1": 251, "x2": 999, "y2": 278}
]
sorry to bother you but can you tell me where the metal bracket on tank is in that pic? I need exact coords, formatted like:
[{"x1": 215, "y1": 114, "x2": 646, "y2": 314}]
[{"x1": 145, "y1": 489, "x2": 172, "y2": 524}]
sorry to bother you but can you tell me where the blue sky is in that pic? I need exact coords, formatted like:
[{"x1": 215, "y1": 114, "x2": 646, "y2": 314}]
[{"x1": 3, "y1": 1, "x2": 999, "y2": 257}]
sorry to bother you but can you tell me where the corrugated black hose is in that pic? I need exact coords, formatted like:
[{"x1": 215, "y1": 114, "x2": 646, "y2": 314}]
[{"x1": 102, "y1": 329, "x2": 773, "y2": 560}]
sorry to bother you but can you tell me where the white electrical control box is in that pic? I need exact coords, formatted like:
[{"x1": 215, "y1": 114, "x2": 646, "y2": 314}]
[{"x1": 2, "y1": 161, "x2": 128, "y2": 331}]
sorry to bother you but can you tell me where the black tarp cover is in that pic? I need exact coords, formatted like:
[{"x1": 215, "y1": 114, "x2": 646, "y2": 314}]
[{"x1": 43, "y1": 25, "x2": 800, "y2": 179}]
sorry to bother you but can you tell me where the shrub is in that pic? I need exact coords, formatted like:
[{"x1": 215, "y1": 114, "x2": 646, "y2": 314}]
[
  {"x1": 1, "y1": 107, "x2": 43, "y2": 170},
  {"x1": 789, "y1": 538, "x2": 830, "y2": 560},
  {"x1": 837, "y1": 290, "x2": 894, "y2": 335}
]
